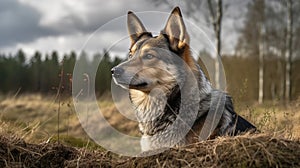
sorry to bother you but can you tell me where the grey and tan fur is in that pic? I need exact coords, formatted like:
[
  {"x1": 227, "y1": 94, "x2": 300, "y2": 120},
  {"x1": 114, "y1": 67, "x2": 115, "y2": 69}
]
[{"x1": 112, "y1": 7, "x2": 256, "y2": 151}]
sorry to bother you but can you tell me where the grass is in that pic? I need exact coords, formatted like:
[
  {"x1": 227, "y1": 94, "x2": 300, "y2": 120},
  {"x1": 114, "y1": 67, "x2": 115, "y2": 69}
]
[
  {"x1": 0, "y1": 94, "x2": 299, "y2": 167},
  {"x1": 1, "y1": 94, "x2": 299, "y2": 141},
  {"x1": 0, "y1": 94, "x2": 139, "y2": 143},
  {"x1": 236, "y1": 101, "x2": 300, "y2": 138}
]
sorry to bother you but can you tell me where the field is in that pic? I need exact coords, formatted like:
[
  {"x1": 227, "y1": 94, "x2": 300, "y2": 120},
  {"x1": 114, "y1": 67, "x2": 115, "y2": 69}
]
[{"x1": 0, "y1": 94, "x2": 300, "y2": 167}]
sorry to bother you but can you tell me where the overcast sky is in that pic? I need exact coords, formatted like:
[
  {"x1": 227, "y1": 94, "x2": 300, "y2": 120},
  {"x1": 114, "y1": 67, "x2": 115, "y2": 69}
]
[{"x1": 0, "y1": 0, "x2": 250, "y2": 59}]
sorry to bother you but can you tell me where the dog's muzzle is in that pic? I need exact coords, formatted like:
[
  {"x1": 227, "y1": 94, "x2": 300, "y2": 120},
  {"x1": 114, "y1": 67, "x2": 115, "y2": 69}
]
[
  {"x1": 111, "y1": 66, "x2": 131, "y2": 88},
  {"x1": 111, "y1": 66, "x2": 150, "y2": 90},
  {"x1": 111, "y1": 67, "x2": 124, "y2": 78}
]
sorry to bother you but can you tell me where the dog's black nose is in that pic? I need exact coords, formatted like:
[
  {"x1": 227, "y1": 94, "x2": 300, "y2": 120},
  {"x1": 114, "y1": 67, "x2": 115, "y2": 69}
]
[{"x1": 111, "y1": 67, "x2": 124, "y2": 77}]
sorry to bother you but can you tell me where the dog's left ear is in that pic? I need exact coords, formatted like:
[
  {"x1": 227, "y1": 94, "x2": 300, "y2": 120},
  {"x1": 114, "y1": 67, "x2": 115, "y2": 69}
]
[
  {"x1": 162, "y1": 7, "x2": 189, "y2": 52},
  {"x1": 127, "y1": 11, "x2": 152, "y2": 47}
]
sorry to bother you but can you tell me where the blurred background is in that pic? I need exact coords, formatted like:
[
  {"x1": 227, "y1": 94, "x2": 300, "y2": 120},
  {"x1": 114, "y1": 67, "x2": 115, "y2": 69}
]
[{"x1": 0, "y1": 0, "x2": 299, "y2": 145}]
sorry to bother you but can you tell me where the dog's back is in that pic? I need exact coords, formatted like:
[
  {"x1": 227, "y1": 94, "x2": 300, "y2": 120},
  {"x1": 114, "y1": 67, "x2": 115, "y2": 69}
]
[{"x1": 184, "y1": 90, "x2": 256, "y2": 143}]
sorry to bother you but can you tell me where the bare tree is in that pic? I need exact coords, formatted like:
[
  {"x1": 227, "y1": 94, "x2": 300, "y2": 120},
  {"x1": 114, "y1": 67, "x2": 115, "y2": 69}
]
[
  {"x1": 267, "y1": 10, "x2": 285, "y2": 102},
  {"x1": 207, "y1": 0, "x2": 223, "y2": 89},
  {"x1": 257, "y1": 0, "x2": 267, "y2": 104},
  {"x1": 258, "y1": 25, "x2": 265, "y2": 104},
  {"x1": 284, "y1": 0, "x2": 293, "y2": 103}
]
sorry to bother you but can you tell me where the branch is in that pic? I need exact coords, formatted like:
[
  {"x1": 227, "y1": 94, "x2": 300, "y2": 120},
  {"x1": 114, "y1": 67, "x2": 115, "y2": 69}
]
[{"x1": 207, "y1": 0, "x2": 216, "y2": 25}]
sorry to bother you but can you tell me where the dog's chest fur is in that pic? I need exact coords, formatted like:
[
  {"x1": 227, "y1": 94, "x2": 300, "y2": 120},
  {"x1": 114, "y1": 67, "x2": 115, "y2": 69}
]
[
  {"x1": 130, "y1": 86, "x2": 181, "y2": 136},
  {"x1": 129, "y1": 77, "x2": 214, "y2": 151}
]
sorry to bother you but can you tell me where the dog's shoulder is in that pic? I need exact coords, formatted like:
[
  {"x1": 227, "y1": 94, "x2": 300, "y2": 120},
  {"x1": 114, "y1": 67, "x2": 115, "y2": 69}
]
[{"x1": 189, "y1": 90, "x2": 256, "y2": 141}]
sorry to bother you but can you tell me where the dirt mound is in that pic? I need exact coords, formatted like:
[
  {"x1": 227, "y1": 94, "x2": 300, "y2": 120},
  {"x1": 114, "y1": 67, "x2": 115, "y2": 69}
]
[
  {"x1": 0, "y1": 134, "x2": 299, "y2": 167},
  {"x1": 0, "y1": 135, "x2": 77, "y2": 167}
]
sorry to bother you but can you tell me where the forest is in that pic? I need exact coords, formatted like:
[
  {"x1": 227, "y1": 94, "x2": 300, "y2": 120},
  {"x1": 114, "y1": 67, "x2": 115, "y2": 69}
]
[
  {"x1": 1, "y1": 49, "x2": 300, "y2": 103},
  {"x1": 0, "y1": 49, "x2": 122, "y2": 96}
]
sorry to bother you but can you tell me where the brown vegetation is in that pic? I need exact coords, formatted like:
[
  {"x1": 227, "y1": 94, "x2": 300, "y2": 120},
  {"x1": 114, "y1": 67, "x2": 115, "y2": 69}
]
[
  {"x1": 0, "y1": 94, "x2": 300, "y2": 167},
  {"x1": 0, "y1": 133, "x2": 299, "y2": 167}
]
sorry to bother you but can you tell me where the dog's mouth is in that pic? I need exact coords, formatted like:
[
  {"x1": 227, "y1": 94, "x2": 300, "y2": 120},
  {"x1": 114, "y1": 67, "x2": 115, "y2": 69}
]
[
  {"x1": 129, "y1": 82, "x2": 148, "y2": 89},
  {"x1": 114, "y1": 77, "x2": 150, "y2": 90}
]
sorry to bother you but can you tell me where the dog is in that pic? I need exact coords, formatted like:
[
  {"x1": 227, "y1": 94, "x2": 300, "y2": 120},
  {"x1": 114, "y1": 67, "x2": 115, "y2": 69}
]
[{"x1": 111, "y1": 7, "x2": 256, "y2": 151}]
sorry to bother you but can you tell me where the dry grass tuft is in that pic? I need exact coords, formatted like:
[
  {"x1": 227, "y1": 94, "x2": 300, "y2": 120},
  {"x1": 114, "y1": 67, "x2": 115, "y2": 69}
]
[{"x1": 0, "y1": 133, "x2": 299, "y2": 167}]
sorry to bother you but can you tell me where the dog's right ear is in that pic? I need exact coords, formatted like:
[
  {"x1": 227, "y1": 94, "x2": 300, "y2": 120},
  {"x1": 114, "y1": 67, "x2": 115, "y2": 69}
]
[
  {"x1": 162, "y1": 7, "x2": 189, "y2": 52},
  {"x1": 127, "y1": 11, "x2": 151, "y2": 46}
]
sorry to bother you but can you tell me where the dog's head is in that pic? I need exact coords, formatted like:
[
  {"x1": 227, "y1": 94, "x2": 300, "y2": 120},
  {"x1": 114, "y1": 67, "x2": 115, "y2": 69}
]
[{"x1": 112, "y1": 7, "x2": 198, "y2": 93}]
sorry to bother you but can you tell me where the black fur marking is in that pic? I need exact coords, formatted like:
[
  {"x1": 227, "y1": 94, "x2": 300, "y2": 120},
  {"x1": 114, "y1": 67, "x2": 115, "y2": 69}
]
[
  {"x1": 139, "y1": 85, "x2": 181, "y2": 136},
  {"x1": 224, "y1": 95, "x2": 256, "y2": 135},
  {"x1": 130, "y1": 32, "x2": 153, "y2": 49},
  {"x1": 136, "y1": 32, "x2": 152, "y2": 42},
  {"x1": 160, "y1": 32, "x2": 185, "y2": 55},
  {"x1": 235, "y1": 116, "x2": 257, "y2": 134}
]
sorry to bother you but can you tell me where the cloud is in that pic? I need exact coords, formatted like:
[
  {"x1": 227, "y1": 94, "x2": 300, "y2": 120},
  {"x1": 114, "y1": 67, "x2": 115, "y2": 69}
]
[
  {"x1": 18, "y1": 0, "x2": 170, "y2": 34},
  {"x1": 1, "y1": 30, "x2": 128, "y2": 58},
  {"x1": 0, "y1": 0, "x2": 249, "y2": 58},
  {"x1": 0, "y1": 0, "x2": 171, "y2": 56},
  {"x1": 0, "y1": 0, "x2": 57, "y2": 47}
]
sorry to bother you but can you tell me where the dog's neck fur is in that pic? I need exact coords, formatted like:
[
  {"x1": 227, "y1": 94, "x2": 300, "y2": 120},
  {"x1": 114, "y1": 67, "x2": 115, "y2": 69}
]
[
  {"x1": 129, "y1": 66, "x2": 212, "y2": 137},
  {"x1": 130, "y1": 85, "x2": 181, "y2": 136}
]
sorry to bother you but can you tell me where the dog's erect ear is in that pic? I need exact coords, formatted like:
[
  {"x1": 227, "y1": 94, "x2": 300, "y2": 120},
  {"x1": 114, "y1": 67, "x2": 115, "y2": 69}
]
[
  {"x1": 127, "y1": 11, "x2": 151, "y2": 46},
  {"x1": 162, "y1": 7, "x2": 189, "y2": 52}
]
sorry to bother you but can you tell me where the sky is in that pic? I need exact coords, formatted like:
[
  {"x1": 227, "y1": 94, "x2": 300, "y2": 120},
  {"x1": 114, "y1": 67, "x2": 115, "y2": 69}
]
[{"x1": 0, "y1": 0, "x2": 250, "y2": 59}]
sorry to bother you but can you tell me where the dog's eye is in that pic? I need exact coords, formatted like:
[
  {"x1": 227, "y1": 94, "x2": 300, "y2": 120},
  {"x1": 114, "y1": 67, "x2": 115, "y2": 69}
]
[
  {"x1": 128, "y1": 53, "x2": 133, "y2": 59},
  {"x1": 143, "y1": 54, "x2": 154, "y2": 60}
]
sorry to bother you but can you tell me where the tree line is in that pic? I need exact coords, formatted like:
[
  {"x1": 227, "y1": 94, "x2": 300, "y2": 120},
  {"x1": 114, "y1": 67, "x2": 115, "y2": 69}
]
[
  {"x1": 0, "y1": 49, "x2": 122, "y2": 96},
  {"x1": 0, "y1": 48, "x2": 299, "y2": 102}
]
